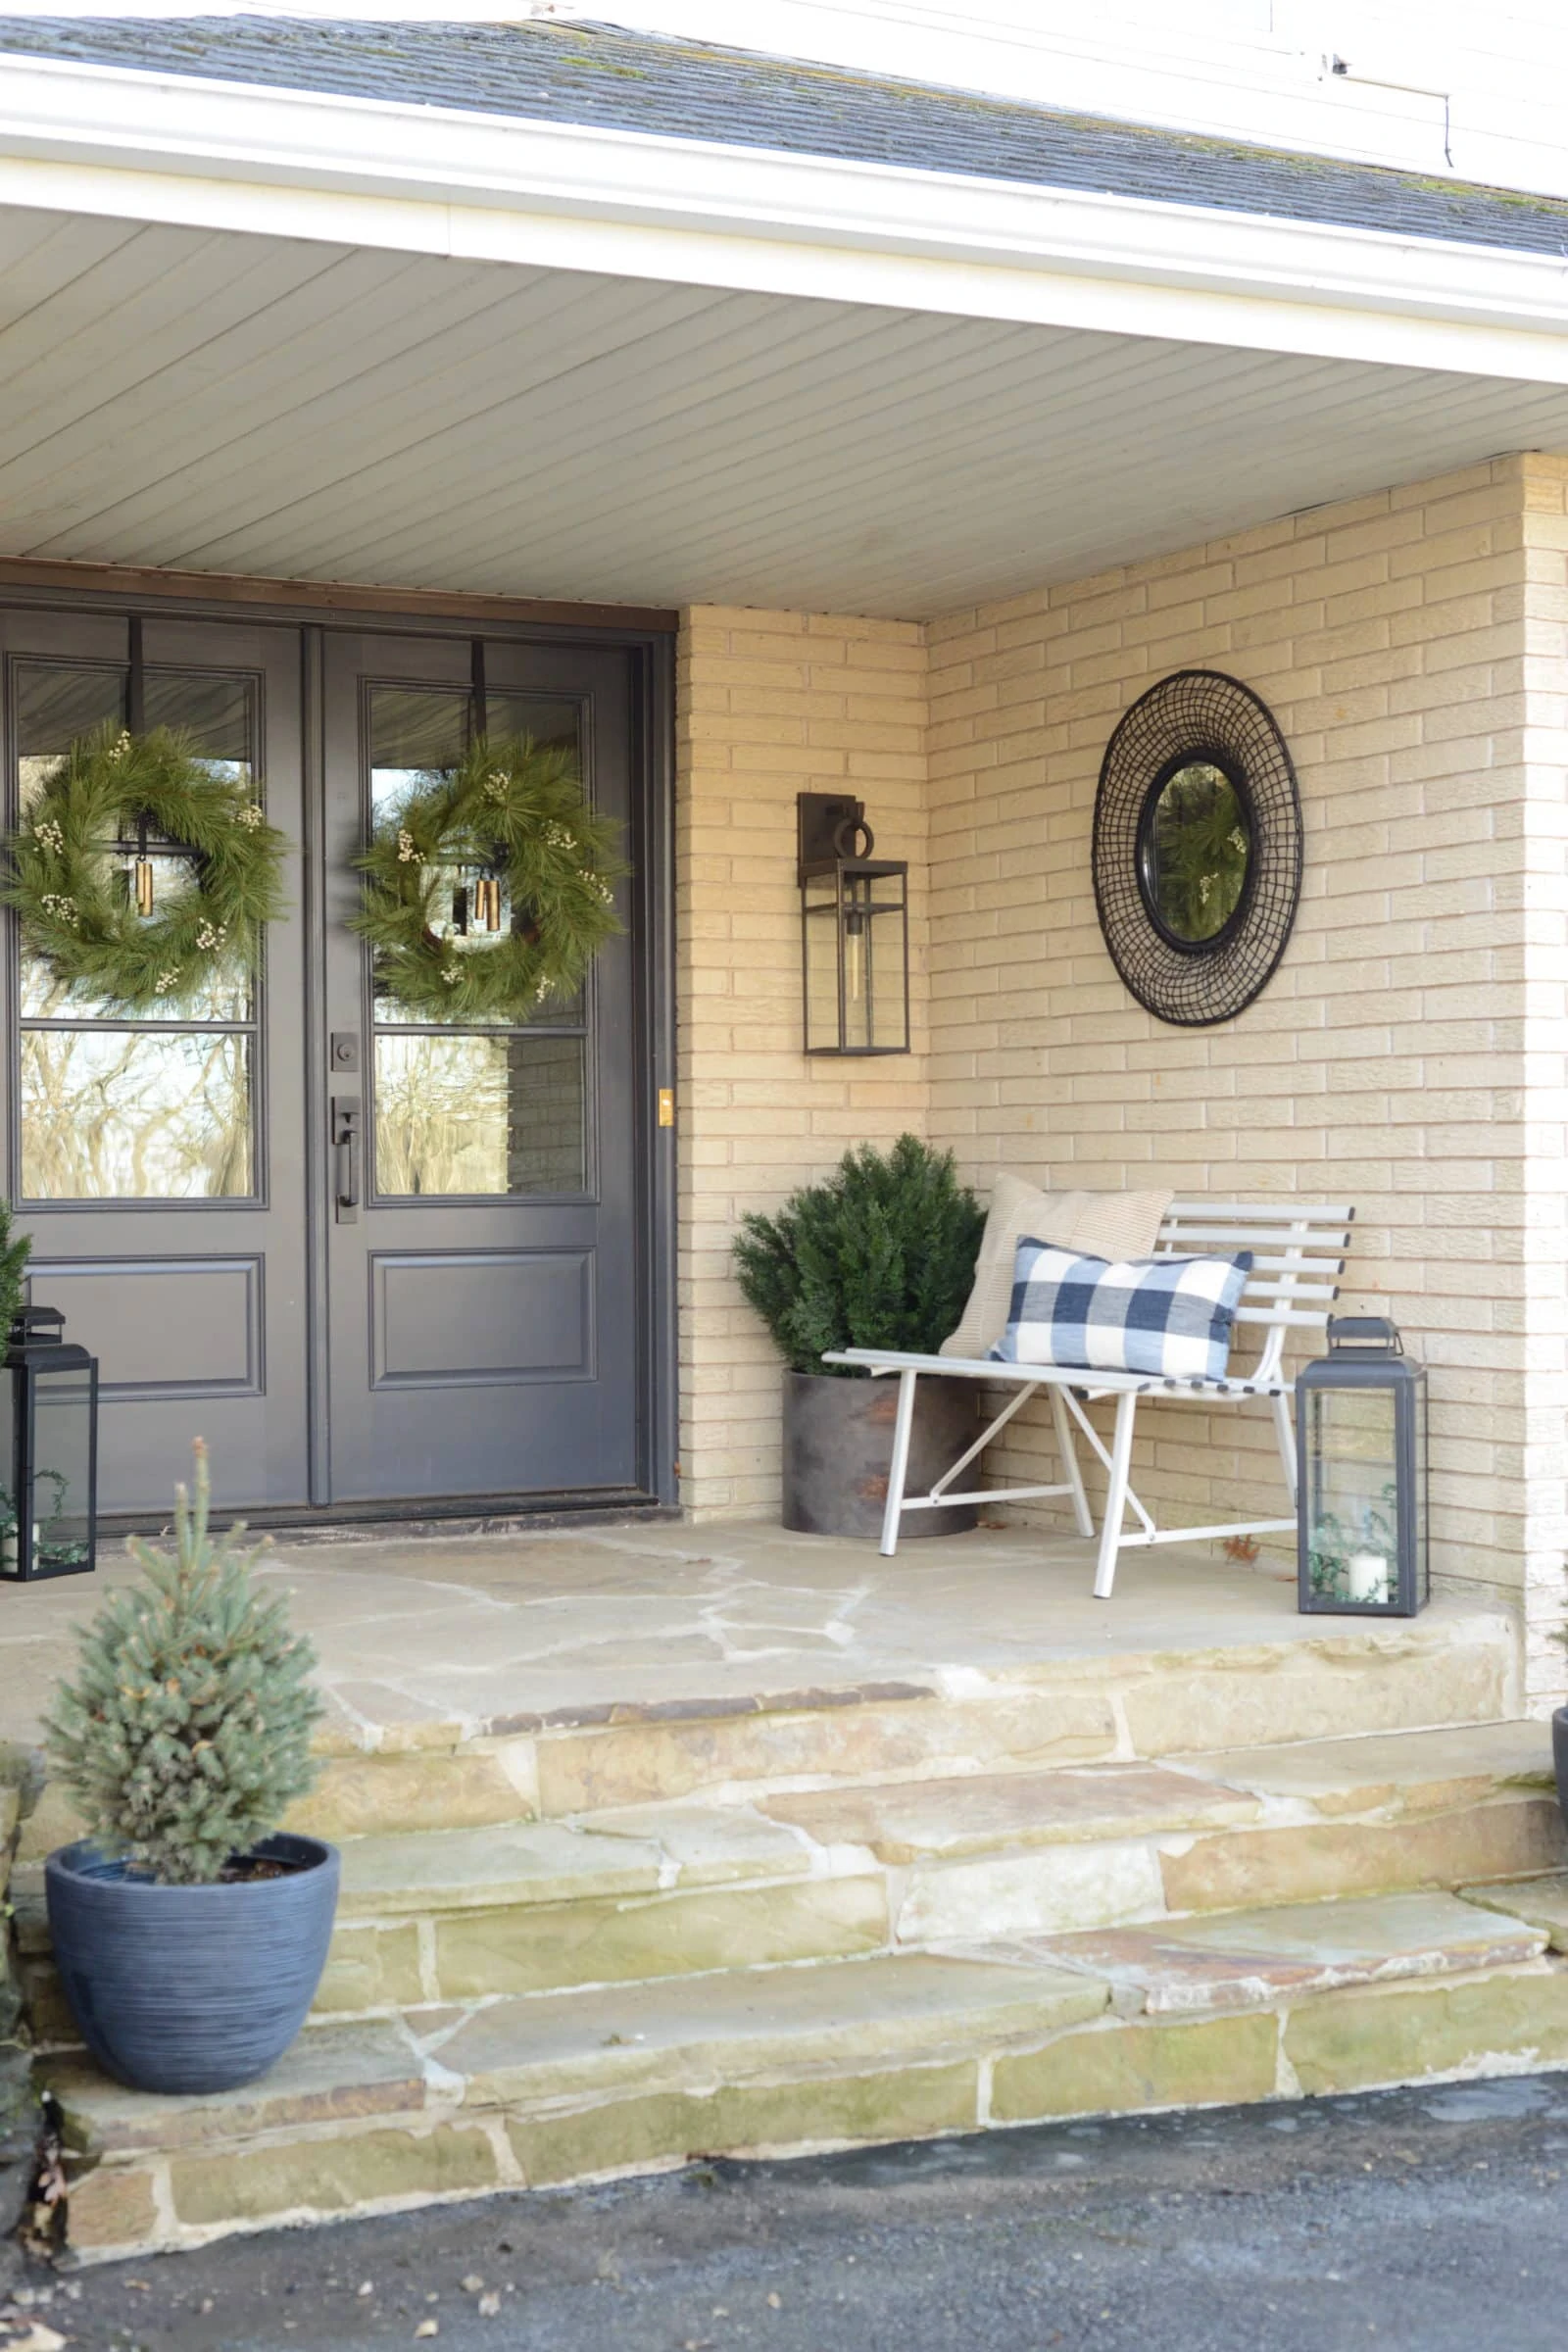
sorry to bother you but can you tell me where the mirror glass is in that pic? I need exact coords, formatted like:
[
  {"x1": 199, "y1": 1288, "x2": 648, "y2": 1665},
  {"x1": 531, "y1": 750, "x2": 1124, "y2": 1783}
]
[{"x1": 1141, "y1": 761, "x2": 1250, "y2": 944}]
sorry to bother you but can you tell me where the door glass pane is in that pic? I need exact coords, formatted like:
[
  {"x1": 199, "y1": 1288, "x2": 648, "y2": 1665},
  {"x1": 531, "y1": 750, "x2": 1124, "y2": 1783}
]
[
  {"x1": 20, "y1": 1029, "x2": 253, "y2": 1200},
  {"x1": 367, "y1": 683, "x2": 587, "y2": 1027},
  {"x1": 373, "y1": 1031, "x2": 585, "y2": 1198},
  {"x1": 15, "y1": 662, "x2": 256, "y2": 1021},
  {"x1": 143, "y1": 671, "x2": 253, "y2": 780},
  {"x1": 14, "y1": 660, "x2": 261, "y2": 1200},
  {"x1": 16, "y1": 662, "x2": 124, "y2": 809}
]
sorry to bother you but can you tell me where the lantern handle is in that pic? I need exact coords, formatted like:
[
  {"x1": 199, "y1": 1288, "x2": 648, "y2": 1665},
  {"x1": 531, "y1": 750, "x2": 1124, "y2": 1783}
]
[
  {"x1": 1326, "y1": 1313, "x2": 1401, "y2": 1355},
  {"x1": 832, "y1": 815, "x2": 874, "y2": 860}
]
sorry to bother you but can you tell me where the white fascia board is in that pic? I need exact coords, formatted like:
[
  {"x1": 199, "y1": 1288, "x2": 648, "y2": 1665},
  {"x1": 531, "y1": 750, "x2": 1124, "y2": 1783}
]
[{"x1": 2, "y1": 52, "x2": 1568, "y2": 383}]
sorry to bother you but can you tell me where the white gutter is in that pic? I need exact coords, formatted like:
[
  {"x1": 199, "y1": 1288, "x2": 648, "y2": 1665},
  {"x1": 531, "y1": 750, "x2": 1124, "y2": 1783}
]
[{"x1": 1, "y1": 50, "x2": 1568, "y2": 382}]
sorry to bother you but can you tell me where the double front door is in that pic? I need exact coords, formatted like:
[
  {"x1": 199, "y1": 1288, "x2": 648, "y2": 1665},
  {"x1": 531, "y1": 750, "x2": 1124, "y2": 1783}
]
[{"x1": 0, "y1": 604, "x2": 662, "y2": 1519}]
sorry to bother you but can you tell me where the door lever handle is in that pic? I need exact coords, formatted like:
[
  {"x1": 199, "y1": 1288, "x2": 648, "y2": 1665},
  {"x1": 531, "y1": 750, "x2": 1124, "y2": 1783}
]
[{"x1": 332, "y1": 1097, "x2": 362, "y2": 1223}]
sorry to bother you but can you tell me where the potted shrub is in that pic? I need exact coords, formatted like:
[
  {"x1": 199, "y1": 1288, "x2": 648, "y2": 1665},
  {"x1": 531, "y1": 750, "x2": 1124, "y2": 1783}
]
[
  {"x1": 733, "y1": 1134, "x2": 985, "y2": 1539},
  {"x1": 42, "y1": 1442, "x2": 336, "y2": 2096}
]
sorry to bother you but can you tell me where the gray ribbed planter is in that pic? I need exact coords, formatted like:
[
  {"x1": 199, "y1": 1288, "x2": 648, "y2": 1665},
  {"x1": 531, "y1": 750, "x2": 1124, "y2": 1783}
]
[
  {"x1": 782, "y1": 1368, "x2": 978, "y2": 1541},
  {"x1": 1554, "y1": 1709, "x2": 1568, "y2": 1837},
  {"x1": 46, "y1": 1832, "x2": 339, "y2": 2096}
]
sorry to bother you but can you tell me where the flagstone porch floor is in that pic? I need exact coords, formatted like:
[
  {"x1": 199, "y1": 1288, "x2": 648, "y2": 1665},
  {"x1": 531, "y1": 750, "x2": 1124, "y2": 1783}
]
[
  {"x1": 0, "y1": 1517, "x2": 1513, "y2": 1753},
  {"x1": 12, "y1": 1514, "x2": 1564, "y2": 2264}
]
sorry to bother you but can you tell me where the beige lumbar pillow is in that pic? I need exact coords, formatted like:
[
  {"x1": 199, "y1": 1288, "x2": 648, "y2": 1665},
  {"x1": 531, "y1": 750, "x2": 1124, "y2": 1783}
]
[{"x1": 940, "y1": 1171, "x2": 1173, "y2": 1361}]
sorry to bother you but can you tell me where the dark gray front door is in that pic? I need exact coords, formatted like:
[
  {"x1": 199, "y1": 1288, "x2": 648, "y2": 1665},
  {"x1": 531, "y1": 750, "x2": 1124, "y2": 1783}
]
[
  {"x1": 319, "y1": 630, "x2": 642, "y2": 1505},
  {"x1": 3, "y1": 604, "x2": 659, "y2": 1520},
  {"x1": 1, "y1": 607, "x2": 310, "y2": 1512}
]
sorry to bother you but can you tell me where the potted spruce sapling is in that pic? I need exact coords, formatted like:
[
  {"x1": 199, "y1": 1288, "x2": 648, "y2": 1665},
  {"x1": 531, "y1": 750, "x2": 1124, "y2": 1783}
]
[
  {"x1": 43, "y1": 1442, "x2": 337, "y2": 2095},
  {"x1": 733, "y1": 1135, "x2": 985, "y2": 1539}
]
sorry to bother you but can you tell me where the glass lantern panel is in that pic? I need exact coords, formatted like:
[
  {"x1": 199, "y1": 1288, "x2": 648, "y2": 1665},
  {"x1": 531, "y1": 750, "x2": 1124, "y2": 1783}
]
[
  {"x1": 803, "y1": 884, "x2": 842, "y2": 1053},
  {"x1": 863, "y1": 887, "x2": 907, "y2": 1053},
  {"x1": 1304, "y1": 1384, "x2": 1398, "y2": 1606},
  {"x1": 30, "y1": 1359, "x2": 94, "y2": 1575}
]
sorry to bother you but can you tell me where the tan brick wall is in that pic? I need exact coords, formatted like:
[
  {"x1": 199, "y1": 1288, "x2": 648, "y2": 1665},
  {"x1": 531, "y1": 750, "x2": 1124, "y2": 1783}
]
[
  {"x1": 676, "y1": 608, "x2": 929, "y2": 1517},
  {"x1": 675, "y1": 463, "x2": 1568, "y2": 1701},
  {"x1": 925, "y1": 454, "x2": 1567, "y2": 1695}
]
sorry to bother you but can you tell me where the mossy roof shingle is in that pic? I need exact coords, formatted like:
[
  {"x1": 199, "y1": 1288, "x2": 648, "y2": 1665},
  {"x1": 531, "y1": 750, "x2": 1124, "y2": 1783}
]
[{"x1": 4, "y1": 14, "x2": 1568, "y2": 260}]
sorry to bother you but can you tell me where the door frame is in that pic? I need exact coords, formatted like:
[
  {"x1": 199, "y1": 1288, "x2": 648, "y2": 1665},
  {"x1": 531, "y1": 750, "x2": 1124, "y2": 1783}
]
[{"x1": 0, "y1": 569, "x2": 678, "y2": 1531}]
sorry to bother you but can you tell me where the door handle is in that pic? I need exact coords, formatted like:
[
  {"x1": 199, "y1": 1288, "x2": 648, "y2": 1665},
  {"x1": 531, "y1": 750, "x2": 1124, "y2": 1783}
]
[{"x1": 332, "y1": 1097, "x2": 362, "y2": 1223}]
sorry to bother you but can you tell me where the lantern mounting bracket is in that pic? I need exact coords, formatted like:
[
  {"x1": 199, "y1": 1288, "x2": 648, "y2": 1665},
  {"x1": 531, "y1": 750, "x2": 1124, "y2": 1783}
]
[{"x1": 797, "y1": 792, "x2": 869, "y2": 882}]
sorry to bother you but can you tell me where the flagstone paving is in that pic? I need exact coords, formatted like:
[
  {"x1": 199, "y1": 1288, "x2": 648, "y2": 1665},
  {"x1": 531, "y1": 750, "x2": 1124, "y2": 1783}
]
[
  {"x1": 12, "y1": 1515, "x2": 1561, "y2": 2265},
  {"x1": 0, "y1": 1517, "x2": 1511, "y2": 1750},
  {"x1": 1003, "y1": 1889, "x2": 1547, "y2": 2012}
]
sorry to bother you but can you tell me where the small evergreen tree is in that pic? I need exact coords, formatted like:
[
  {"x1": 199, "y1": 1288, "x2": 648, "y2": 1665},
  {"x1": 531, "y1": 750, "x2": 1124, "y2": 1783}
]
[
  {"x1": 732, "y1": 1134, "x2": 984, "y2": 1377},
  {"x1": 43, "y1": 1442, "x2": 323, "y2": 1886},
  {"x1": 0, "y1": 1200, "x2": 29, "y2": 1346}
]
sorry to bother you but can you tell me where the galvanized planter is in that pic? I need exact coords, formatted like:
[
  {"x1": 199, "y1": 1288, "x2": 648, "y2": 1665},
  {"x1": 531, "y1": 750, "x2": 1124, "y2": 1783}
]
[
  {"x1": 782, "y1": 1369, "x2": 978, "y2": 1540},
  {"x1": 46, "y1": 1832, "x2": 339, "y2": 2095}
]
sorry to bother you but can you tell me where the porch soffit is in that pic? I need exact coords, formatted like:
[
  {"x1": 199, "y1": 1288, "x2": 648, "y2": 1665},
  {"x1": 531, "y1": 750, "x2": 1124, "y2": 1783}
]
[{"x1": 0, "y1": 203, "x2": 1567, "y2": 618}]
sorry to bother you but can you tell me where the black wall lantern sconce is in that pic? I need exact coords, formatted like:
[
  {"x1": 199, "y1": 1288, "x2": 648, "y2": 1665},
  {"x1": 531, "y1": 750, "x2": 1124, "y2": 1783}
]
[
  {"x1": 0, "y1": 1305, "x2": 98, "y2": 1583},
  {"x1": 1297, "y1": 1316, "x2": 1427, "y2": 1617},
  {"x1": 797, "y1": 793, "x2": 909, "y2": 1056}
]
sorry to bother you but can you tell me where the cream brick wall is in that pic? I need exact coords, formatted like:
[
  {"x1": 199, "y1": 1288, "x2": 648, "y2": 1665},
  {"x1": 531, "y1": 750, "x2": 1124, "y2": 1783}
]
[
  {"x1": 925, "y1": 454, "x2": 1568, "y2": 1699},
  {"x1": 676, "y1": 608, "x2": 929, "y2": 1517},
  {"x1": 676, "y1": 462, "x2": 1568, "y2": 1702}
]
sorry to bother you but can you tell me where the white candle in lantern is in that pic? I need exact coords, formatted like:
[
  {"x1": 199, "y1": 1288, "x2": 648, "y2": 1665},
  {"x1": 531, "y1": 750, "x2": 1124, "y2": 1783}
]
[{"x1": 1347, "y1": 1551, "x2": 1391, "y2": 1605}]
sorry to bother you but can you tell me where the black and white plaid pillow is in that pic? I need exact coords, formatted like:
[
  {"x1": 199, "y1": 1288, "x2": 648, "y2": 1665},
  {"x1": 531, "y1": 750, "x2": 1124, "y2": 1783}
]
[{"x1": 990, "y1": 1237, "x2": 1253, "y2": 1380}]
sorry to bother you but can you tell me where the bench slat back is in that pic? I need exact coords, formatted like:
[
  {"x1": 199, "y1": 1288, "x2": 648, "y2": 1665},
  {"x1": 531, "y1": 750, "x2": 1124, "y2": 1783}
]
[{"x1": 1157, "y1": 1200, "x2": 1354, "y2": 1381}]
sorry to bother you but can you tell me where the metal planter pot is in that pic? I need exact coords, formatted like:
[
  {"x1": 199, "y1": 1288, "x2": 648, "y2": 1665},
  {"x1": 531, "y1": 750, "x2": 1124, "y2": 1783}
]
[
  {"x1": 46, "y1": 1832, "x2": 340, "y2": 2095},
  {"x1": 782, "y1": 1368, "x2": 978, "y2": 1540}
]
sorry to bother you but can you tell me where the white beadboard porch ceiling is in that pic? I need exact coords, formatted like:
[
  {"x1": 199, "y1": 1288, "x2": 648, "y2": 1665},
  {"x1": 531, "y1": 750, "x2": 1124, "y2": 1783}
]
[{"x1": 8, "y1": 203, "x2": 1568, "y2": 619}]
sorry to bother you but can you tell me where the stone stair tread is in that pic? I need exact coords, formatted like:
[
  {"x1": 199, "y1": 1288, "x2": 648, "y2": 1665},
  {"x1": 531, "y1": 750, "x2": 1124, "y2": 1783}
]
[
  {"x1": 52, "y1": 1879, "x2": 1558, "y2": 2172},
  {"x1": 1460, "y1": 1872, "x2": 1568, "y2": 1949},
  {"x1": 424, "y1": 1946, "x2": 1111, "y2": 2107},
  {"x1": 759, "y1": 1762, "x2": 1259, "y2": 1862},
  {"x1": 336, "y1": 1805, "x2": 808, "y2": 1919},
  {"x1": 1181, "y1": 1720, "x2": 1552, "y2": 1815},
  {"x1": 46, "y1": 2020, "x2": 430, "y2": 2157},
  {"x1": 980, "y1": 1887, "x2": 1547, "y2": 2015},
  {"x1": 53, "y1": 1948, "x2": 1114, "y2": 2159}
]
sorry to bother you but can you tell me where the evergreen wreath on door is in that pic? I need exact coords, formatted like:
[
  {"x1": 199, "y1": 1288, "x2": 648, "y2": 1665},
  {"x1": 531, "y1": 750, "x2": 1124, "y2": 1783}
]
[
  {"x1": 352, "y1": 735, "x2": 626, "y2": 1023},
  {"x1": 2, "y1": 723, "x2": 289, "y2": 1013}
]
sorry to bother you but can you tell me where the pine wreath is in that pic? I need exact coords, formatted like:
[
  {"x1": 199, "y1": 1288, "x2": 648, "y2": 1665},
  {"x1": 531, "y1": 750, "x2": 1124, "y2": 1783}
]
[
  {"x1": 3, "y1": 724, "x2": 288, "y2": 1013},
  {"x1": 352, "y1": 735, "x2": 625, "y2": 1021}
]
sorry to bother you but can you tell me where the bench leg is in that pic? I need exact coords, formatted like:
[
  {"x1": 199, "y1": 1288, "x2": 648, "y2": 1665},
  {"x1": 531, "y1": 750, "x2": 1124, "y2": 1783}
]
[
  {"x1": 880, "y1": 1367, "x2": 919, "y2": 1557},
  {"x1": 1273, "y1": 1391, "x2": 1298, "y2": 1507},
  {"x1": 1094, "y1": 1391, "x2": 1139, "y2": 1600},
  {"x1": 1051, "y1": 1388, "x2": 1095, "y2": 1540}
]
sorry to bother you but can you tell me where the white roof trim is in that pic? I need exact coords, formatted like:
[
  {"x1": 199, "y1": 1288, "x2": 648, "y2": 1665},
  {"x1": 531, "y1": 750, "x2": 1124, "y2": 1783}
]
[{"x1": 2, "y1": 50, "x2": 1568, "y2": 382}]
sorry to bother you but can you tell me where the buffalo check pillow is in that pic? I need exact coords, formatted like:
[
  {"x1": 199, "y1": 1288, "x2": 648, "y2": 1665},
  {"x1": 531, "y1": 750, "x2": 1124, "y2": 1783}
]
[{"x1": 990, "y1": 1237, "x2": 1253, "y2": 1382}]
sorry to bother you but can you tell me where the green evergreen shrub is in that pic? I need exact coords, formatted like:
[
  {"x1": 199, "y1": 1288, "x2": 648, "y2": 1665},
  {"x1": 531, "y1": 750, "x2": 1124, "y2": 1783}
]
[
  {"x1": 43, "y1": 1442, "x2": 323, "y2": 1886},
  {"x1": 0, "y1": 1199, "x2": 29, "y2": 1345},
  {"x1": 732, "y1": 1133, "x2": 985, "y2": 1377}
]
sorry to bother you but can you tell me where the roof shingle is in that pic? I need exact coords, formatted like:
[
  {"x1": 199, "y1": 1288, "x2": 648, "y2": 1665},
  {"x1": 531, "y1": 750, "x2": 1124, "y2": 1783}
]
[{"x1": 3, "y1": 14, "x2": 1568, "y2": 259}]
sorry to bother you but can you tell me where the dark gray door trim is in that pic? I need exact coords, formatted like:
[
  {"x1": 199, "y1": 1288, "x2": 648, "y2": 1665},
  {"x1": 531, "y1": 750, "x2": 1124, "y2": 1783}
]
[{"x1": 0, "y1": 578, "x2": 678, "y2": 1531}]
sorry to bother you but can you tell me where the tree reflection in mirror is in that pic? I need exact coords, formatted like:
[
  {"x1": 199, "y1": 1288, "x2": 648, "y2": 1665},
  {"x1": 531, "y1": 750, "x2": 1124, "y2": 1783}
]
[{"x1": 1140, "y1": 761, "x2": 1251, "y2": 946}]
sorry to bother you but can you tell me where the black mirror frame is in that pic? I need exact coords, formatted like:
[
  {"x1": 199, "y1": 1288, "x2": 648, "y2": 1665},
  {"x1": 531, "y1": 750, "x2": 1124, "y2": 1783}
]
[{"x1": 1093, "y1": 669, "x2": 1302, "y2": 1027}]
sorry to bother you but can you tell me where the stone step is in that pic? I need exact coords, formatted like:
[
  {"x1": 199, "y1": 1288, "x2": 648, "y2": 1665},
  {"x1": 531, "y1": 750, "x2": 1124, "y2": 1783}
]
[
  {"x1": 47, "y1": 1885, "x2": 1568, "y2": 2263},
  {"x1": 20, "y1": 1722, "x2": 1559, "y2": 2034},
  {"x1": 18, "y1": 1606, "x2": 1511, "y2": 1861}
]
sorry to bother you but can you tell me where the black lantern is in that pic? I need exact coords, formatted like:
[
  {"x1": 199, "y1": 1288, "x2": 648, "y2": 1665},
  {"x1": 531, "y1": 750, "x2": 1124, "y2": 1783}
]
[
  {"x1": 798, "y1": 793, "x2": 909, "y2": 1055},
  {"x1": 1297, "y1": 1315, "x2": 1426, "y2": 1617},
  {"x1": 0, "y1": 1306, "x2": 98, "y2": 1583}
]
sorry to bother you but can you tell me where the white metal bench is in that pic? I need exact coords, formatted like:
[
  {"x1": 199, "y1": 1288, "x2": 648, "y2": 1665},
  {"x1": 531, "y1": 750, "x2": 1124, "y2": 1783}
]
[{"x1": 826, "y1": 1199, "x2": 1354, "y2": 1598}]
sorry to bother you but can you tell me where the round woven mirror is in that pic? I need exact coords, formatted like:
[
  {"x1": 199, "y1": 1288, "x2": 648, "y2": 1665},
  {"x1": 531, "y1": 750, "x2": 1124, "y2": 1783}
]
[{"x1": 1093, "y1": 670, "x2": 1301, "y2": 1026}]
